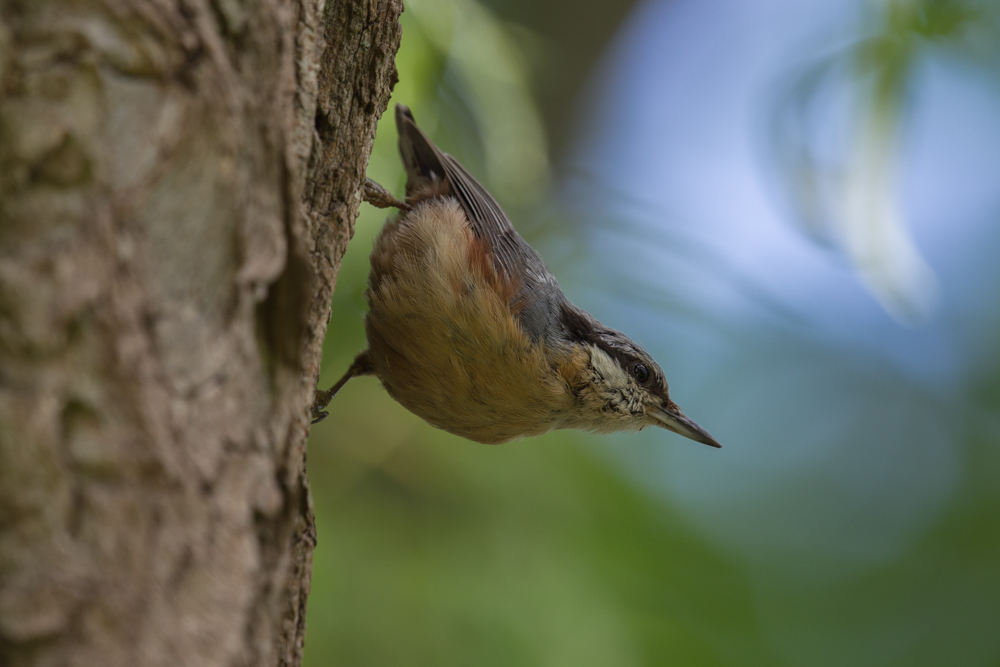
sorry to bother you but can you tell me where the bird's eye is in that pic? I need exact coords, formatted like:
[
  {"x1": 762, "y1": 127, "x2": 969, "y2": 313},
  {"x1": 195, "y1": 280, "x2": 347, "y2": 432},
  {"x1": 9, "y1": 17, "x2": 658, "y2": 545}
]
[{"x1": 632, "y1": 363, "x2": 651, "y2": 384}]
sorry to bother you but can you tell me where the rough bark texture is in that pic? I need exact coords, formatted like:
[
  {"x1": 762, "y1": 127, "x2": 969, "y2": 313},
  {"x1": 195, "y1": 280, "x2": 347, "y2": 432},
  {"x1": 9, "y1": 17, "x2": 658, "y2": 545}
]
[{"x1": 0, "y1": 0, "x2": 401, "y2": 665}]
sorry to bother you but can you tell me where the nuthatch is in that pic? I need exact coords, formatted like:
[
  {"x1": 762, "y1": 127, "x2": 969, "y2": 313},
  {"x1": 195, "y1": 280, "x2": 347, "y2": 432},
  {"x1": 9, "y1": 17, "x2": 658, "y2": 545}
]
[{"x1": 312, "y1": 104, "x2": 720, "y2": 448}]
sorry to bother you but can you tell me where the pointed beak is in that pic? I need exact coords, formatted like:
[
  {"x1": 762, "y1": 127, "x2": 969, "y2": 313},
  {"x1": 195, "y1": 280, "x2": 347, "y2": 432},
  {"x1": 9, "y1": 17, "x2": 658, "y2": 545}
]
[{"x1": 649, "y1": 403, "x2": 721, "y2": 448}]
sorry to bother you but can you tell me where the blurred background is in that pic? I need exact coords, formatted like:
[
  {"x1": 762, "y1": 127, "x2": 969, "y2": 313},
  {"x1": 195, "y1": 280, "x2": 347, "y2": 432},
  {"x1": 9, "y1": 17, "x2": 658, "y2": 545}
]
[{"x1": 305, "y1": 0, "x2": 1000, "y2": 664}]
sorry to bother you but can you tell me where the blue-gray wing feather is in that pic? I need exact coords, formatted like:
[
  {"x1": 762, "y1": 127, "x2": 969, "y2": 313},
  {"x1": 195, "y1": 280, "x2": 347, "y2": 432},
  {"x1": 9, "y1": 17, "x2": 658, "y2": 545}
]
[{"x1": 395, "y1": 104, "x2": 563, "y2": 342}]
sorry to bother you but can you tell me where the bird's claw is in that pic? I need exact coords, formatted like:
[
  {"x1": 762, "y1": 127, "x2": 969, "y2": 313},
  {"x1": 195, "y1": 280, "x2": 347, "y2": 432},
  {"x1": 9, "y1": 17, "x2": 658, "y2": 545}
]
[
  {"x1": 310, "y1": 387, "x2": 334, "y2": 425},
  {"x1": 309, "y1": 352, "x2": 373, "y2": 427}
]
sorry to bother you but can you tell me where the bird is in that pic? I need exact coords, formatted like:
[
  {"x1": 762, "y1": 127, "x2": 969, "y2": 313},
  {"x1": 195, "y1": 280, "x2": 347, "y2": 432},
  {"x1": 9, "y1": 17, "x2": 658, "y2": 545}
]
[{"x1": 311, "y1": 104, "x2": 720, "y2": 448}]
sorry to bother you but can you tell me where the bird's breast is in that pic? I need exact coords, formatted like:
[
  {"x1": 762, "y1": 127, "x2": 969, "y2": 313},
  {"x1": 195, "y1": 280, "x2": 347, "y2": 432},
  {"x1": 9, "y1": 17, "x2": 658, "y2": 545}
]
[{"x1": 364, "y1": 198, "x2": 575, "y2": 444}]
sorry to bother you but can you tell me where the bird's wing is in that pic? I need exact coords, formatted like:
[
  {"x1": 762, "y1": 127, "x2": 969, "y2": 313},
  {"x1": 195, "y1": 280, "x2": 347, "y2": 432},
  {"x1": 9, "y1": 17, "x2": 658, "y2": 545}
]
[
  {"x1": 437, "y1": 153, "x2": 542, "y2": 281},
  {"x1": 395, "y1": 104, "x2": 562, "y2": 341}
]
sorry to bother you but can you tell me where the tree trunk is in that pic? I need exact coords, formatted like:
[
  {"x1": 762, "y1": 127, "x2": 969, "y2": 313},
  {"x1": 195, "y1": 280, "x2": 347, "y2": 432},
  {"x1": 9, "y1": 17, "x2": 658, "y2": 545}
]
[{"x1": 0, "y1": 0, "x2": 401, "y2": 665}]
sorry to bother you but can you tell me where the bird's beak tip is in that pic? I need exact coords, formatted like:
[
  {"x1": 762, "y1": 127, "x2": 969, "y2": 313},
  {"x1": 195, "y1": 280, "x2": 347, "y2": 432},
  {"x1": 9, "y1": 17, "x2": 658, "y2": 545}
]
[
  {"x1": 678, "y1": 425, "x2": 721, "y2": 449},
  {"x1": 650, "y1": 405, "x2": 721, "y2": 449}
]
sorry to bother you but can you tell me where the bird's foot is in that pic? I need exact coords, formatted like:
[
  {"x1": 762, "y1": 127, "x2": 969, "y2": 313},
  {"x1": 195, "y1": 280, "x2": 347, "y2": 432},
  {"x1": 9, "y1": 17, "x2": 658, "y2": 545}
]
[
  {"x1": 363, "y1": 178, "x2": 411, "y2": 211},
  {"x1": 311, "y1": 387, "x2": 334, "y2": 424},
  {"x1": 309, "y1": 352, "x2": 374, "y2": 426}
]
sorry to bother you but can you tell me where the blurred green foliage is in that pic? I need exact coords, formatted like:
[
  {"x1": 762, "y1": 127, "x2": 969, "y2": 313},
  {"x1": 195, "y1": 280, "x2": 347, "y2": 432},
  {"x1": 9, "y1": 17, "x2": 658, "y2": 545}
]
[
  {"x1": 303, "y1": 0, "x2": 1000, "y2": 664},
  {"x1": 305, "y1": 416, "x2": 772, "y2": 666},
  {"x1": 303, "y1": 2, "x2": 766, "y2": 664},
  {"x1": 364, "y1": 0, "x2": 549, "y2": 206}
]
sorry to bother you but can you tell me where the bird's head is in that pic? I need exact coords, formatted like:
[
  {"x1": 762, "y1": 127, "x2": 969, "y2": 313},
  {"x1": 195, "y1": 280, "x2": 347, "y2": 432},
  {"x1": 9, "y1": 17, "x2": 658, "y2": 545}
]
[{"x1": 556, "y1": 306, "x2": 720, "y2": 448}]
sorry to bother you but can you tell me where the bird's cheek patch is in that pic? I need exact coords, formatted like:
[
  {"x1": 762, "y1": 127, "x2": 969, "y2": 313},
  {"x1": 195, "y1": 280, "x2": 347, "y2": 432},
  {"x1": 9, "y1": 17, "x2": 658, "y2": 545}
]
[{"x1": 588, "y1": 346, "x2": 628, "y2": 386}]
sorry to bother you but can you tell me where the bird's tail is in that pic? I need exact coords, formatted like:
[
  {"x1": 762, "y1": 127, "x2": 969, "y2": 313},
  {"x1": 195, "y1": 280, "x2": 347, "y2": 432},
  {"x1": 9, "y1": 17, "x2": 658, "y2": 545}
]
[{"x1": 395, "y1": 104, "x2": 448, "y2": 197}]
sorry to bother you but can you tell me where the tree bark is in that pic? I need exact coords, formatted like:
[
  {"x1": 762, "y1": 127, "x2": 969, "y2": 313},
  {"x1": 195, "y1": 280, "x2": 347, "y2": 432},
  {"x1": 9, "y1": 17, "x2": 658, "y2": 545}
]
[{"x1": 0, "y1": 0, "x2": 401, "y2": 665}]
